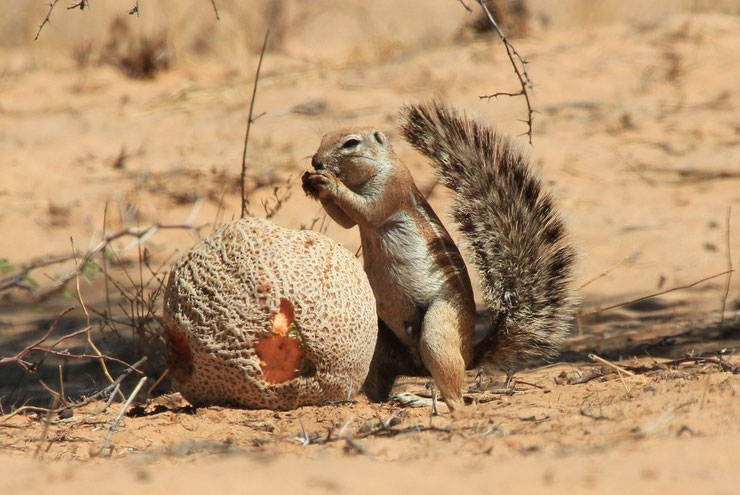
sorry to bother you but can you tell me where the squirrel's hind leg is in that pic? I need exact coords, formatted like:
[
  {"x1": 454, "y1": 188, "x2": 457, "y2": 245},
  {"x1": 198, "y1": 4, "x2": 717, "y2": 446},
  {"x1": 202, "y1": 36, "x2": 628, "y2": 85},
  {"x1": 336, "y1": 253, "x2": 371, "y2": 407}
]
[
  {"x1": 363, "y1": 319, "x2": 427, "y2": 402},
  {"x1": 418, "y1": 300, "x2": 472, "y2": 411}
]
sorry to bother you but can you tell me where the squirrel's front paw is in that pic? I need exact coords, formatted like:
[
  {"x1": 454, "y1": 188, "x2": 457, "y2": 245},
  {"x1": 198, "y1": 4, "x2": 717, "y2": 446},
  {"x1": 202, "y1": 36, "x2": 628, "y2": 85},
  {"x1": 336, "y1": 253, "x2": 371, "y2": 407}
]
[{"x1": 302, "y1": 170, "x2": 337, "y2": 200}]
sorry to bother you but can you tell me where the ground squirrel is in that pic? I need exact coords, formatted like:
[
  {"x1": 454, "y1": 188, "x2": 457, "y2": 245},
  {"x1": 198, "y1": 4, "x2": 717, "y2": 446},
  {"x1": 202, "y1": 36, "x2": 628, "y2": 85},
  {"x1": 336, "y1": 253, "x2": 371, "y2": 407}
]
[{"x1": 302, "y1": 100, "x2": 577, "y2": 411}]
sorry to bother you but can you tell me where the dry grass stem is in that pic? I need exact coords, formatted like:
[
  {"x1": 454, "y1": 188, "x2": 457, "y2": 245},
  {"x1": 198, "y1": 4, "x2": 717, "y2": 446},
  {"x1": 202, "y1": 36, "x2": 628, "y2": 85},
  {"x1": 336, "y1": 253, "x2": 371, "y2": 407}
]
[
  {"x1": 719, "y1": 206, "x2": 732, "y2": 330},
  {"x1": 101, "y1": 376, "x2": 147, "y2": 453},
  {"x1": 580, "y1": 251, "x2": 640, "y2": 289},
  {"x1": 240, "y1": 30, "x2": 270, "y2": 218},
  {"x1": 588, "y1": 354, "x2": 636, "y2": 377},
  {"x1": 209, "y1": 0, "x2": 220, "y2": 20},
  {"x1": 33, "y1": 398, "x2": 58, "y2": 458},
  {"x1": 146, "y1": 367, "x2": 170, "y2": 397},
  {"x1": 72, "y1": 238, "x2": 116, "y2": 387},
  {"x1": 578, "y1": 269, "x2": 734, "y2": 319},
  {"x1": 622, "y1": 354, "x2": 739, "y2": 375},
  {"x1": 640, "y1": 165, "x2": 740, "y2": 184},
  {"x1": 699, "y1": 374, "x2": 711, "y2": 410},
  {"x1": 568, "y1": 354, "x2": 740, "y2": 390}
]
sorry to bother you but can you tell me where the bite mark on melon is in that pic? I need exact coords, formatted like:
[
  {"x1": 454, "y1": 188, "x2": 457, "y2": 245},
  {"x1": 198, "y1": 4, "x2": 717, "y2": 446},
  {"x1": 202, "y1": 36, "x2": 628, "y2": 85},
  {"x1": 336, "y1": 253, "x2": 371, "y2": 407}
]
[
  {"x1": 163, "y1": 321, "x2": 194, "y2": 379},
  {"x1": 255, "y1": 299, "x2": 303, "y2": 384}
]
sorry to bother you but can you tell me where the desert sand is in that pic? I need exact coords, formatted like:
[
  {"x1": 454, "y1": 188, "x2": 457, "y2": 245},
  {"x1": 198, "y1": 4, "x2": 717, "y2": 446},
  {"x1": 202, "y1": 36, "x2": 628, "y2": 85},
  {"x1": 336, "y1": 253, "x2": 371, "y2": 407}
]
[{"x1": 1, "y1": 1, "x2": 739, "y2": 493}]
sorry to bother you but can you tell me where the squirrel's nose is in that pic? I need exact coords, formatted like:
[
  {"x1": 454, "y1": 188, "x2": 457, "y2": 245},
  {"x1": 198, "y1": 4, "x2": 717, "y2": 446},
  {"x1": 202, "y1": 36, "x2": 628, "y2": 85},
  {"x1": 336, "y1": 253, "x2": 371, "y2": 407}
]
[{"x1": 311, "y1": 155, "x2": 325, "y2": 170}]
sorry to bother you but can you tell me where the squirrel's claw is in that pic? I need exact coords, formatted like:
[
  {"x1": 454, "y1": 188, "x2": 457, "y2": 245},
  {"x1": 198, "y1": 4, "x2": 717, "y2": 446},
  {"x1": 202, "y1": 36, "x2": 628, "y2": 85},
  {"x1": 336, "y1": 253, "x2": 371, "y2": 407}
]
[
  {"x1": 301, "y1": 171, "x2": 320, "y2": 198},
  {"x1": 389, "y1": 392, "x2": 433, "y2": 408},
  {"x1": 302, "y1": 170, "x2": 337, "y2": 200}
]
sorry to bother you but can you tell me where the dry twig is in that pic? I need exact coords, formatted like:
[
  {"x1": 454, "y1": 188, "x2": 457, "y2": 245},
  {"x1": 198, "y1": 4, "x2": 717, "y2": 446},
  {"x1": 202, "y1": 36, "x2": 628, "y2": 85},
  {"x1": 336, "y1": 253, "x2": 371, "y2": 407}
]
[
  {"x1": 101, "y1": 376, "x2": 147, "y2": 453},
  {"x1": 91, "y1": 357, "x2": 147, "y2": 400},
  {"x1": 580, "y1": 408, "x2": 610, "y2": 421},
  {"x1": 35, "y1": 0, "x2": 62, "y2": 41},
  {"x1": 240, "y1": 30, "x2": 270, "y2": 218},
  {"x1": 588, "y1": 353, "x2": 636, "y2": 377},
  {"x1": 589, "y1": 353, "x2": 633, "y2": 393},
  {"x1": 0, "y1": 254, "x2": 73, "y2": 294},
  {"x1": 209, "y1": 0, "x2": 220, "y2": 20},
  {"x1": 622, "y1": 354, "x2": 739, "y2": 375},
  {"x1": 639, "y1": 165, "x2": 740, "y2": 184},
  {"x1": 0, "y1": 357, "x2": 146, "y2": 425},
  {"x1": 567, "y1": 353, "x2": 740, "y2": 390},
  {"x1": 580, "y1": 251, "x2": 641, "y2": 289},
  {"x1": 578, "y1": 269, "x2": 734, "y2": 320},
  {"x1": 513, "y1": 379, "x2": 549, "y2": 391},
  {"x1": 296, "y1": 411, "x2": 453, "y2": 453},
  {"x1": 0, "y1": 316, "x2": 135, "y2": 373},
  {"x1": 0, "y1": 222, "x2": 202, "y2": 302},
  {"x1": 457, "y1": 0, "x2": 473, "y2": 12},
  {"x1": 262, "y1": 176, "x2": 296, "y2": 219},
  {"x1": 33, "y1": 398, "x2": 58, "y2": 458},
  {"x1": 470, "y1": 0, "x2": 535, "y2": 143},
  {"x1": 72, "y1": 238, "x2": 116, "y2": 387},
  {"x1": 719, "y1": 206, "x2": 732, "y2": 330},
  {"x1": 0, "y1": 307, "x2": 82, "y2": 372},
  {"x1": 67, "y1": 1, "x2": 87, "y2": 11}
]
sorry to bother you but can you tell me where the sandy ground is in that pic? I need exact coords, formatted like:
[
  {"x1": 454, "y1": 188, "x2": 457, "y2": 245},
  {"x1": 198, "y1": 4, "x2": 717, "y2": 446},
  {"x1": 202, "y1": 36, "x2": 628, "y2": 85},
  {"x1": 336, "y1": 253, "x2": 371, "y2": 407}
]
[
  {"x1": 1, "y1": 366, "x2": 739, "y2": 494},
  {"x1": 1, "y1": 1, "x2": 739, "y2": 492}
]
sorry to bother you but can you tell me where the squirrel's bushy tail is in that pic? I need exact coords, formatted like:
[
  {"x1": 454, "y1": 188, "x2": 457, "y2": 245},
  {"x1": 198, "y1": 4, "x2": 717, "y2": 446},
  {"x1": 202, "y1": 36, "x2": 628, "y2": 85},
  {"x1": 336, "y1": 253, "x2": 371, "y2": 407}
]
[{"x1": 399, "y1": 100, "x2": 578, "y2": 372}]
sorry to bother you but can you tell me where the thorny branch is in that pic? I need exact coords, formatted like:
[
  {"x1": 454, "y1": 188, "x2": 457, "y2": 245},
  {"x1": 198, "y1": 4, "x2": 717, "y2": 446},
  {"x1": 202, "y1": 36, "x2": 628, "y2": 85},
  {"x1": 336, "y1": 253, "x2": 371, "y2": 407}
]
[
  {"x1": 0, "y1": 204, "x2": 201, "y2": 412},
  {"x1": 0, "y1": 357, "x2": 147, "y2": 425},
  {"x1": 0, "y1": 254, "x2": 74, "y2": 294},
  {"x1": 35, "y1": 0, "x2": 221, "y2": 39},
  {"x1": 0, "y1": 307, "x2": 76, "y2": 372},
  {"x1": 35, "y1": 0, "x2": 92, "y2": 41},
  {"x1": 469, "y1": 0, "x2": 535, "y2": 143},
  {"x1": 0, "y1": 306, "x2": 134, "y2": 373},
  {"x1": 0, "y1": 222, "x2": 203, "y2": 302},
  {"x1": 35, "y1": 0, "x2": 62, "y2": 41},
  {"x1": 240, "y1": 30, "x2": 270, "y2": 218}
]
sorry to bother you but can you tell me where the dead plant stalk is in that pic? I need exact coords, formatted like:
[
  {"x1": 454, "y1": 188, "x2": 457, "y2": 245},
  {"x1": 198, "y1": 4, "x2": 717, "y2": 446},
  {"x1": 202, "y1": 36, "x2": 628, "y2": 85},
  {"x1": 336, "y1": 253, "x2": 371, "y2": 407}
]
[
  {"x1": 578, "y1": 269, "x2": 734, "y2": 320},
  {"x1": 101, "y1": 376, "x2": 147, "y2": 453},
  {"x1": 470, "y1": 0, "x2": 535, "y2": 143},
  {"x1": 240, "y1": 30, "x2": 270, "y2": 218},
  {"x1": 0, "y1": 222, "x2": 202, "y2": 302}
]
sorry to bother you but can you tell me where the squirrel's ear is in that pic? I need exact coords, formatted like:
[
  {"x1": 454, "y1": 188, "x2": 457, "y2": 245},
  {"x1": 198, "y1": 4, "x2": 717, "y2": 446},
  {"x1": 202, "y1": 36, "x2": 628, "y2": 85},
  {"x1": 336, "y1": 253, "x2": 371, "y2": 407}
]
[{"x1": 373, "y1": 131, "x2": 386, "y2": 146}]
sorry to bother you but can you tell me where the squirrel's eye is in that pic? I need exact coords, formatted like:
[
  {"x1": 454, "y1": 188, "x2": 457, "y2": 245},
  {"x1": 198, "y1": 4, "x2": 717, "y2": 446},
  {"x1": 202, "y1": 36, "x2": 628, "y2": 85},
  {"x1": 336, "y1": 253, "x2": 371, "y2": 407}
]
[{"x1": 341, "y1": 138, "x2": 361, "y2": 150}]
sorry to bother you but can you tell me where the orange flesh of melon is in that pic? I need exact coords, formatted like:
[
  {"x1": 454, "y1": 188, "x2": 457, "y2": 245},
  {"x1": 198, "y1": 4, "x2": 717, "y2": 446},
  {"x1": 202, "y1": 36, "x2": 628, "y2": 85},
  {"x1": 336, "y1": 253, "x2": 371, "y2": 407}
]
[{"x1": 255, "y1": 299, "x2": 303, "y2": 384}]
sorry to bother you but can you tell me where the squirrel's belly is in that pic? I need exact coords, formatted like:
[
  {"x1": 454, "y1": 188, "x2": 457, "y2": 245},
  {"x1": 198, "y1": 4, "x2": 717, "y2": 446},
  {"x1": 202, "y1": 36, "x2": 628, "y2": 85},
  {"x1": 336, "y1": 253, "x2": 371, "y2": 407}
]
[{"x1": 360, "y1": 219, "x2": 444, "y2": 342}]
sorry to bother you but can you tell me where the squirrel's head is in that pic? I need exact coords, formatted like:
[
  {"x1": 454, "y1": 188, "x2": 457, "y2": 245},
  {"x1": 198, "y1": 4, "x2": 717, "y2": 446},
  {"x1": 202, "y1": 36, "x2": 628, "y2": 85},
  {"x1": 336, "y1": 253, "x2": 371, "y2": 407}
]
[{"x1": 312, "y1": 127, "x2": 396, "y2": 189}]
